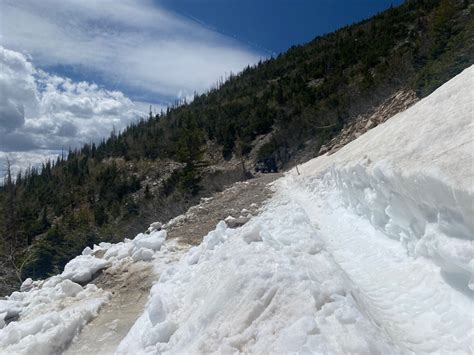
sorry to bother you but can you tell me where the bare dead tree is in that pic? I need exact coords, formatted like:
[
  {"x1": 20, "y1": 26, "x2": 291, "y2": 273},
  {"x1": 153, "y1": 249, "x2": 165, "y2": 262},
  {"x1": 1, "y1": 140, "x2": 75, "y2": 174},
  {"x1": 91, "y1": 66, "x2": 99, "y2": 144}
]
[{"x1": 10, "y1": 248, "x2": 37, "y2": 284}]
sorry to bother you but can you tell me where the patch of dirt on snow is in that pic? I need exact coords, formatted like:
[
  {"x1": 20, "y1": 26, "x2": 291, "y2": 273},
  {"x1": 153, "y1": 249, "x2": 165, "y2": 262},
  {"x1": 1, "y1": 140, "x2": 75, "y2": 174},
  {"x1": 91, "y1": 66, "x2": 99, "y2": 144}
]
[{"x1": 166, "y1": 173, "x2": 282, "y2": 245}]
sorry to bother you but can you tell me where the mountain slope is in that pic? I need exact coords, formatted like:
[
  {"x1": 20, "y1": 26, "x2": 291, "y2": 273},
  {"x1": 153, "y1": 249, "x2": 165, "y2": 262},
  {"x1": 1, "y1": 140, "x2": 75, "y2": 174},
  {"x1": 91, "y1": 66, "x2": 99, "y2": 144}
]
[
  {"x1": 1, "y1": 0, "x2": 473, "y2": 291},
  {"x1": 1, "y1": 64, "x2": 470, "y2": 354}
]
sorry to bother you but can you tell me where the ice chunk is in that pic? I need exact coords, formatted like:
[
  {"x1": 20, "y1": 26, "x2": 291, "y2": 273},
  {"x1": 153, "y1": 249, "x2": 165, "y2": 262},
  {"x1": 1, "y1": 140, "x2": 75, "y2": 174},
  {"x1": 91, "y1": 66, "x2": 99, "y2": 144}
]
[
  {"x1": 133, "y1": 230, "x2": 166, "y2": 251},
  {"x1": 20, "y1": 278, "x2": 33, "y2": 292},
  {"x1": 61, "y1": 255, "x2": 110, "y2": 283},
  {"x1": 132, "y1": 248, "x2": 154, "y2": 262}
]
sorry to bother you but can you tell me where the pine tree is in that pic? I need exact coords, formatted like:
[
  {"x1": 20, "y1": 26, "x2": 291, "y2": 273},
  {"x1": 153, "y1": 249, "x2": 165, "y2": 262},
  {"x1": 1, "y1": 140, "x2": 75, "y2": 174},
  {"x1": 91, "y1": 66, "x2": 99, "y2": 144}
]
[{"x1": 3, "y1": 159, "x2": 17, "y2": 257}]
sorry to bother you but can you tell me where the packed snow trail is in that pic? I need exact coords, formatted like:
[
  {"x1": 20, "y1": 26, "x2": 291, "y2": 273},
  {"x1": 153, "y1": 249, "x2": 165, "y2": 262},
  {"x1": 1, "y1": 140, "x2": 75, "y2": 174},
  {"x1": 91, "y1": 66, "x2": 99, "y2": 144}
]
[{"x1": 284, "y1": 176, "x2": 473, "y2": 353}]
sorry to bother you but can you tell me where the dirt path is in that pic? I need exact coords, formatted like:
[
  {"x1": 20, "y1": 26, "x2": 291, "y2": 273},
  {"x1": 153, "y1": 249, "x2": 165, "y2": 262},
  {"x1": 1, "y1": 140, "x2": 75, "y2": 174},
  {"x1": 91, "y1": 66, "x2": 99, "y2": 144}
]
[
  {"x1": 64, "y1": 260, "x2": 155, "y2": 355},
  {"x1": 63, "y1": 173, "x2": 281, "y2": 354},
  {"x1": 167, "y1": 173, "x2": 281, "y2": 245}
]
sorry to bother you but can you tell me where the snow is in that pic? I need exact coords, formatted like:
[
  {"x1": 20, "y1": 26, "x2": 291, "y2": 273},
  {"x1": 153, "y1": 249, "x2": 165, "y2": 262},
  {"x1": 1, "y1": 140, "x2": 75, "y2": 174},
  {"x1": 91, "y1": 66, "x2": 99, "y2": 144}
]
[
  {"x1": 132, "y1": 231, "x2": 166, "y2": 251},
  {"x1": 117, "y1": 201, "x2": 397, "y2": 354},
  {"x1": 2, "y1": 67, "x2": 472, "y2": 354},
  {"x1": 294, "y1": 65, "x2": 474, "y2": 290},
  {"x1": 59, "y1": 229, "x2": 166, "y2": 284},
  {"x1": 0, "y1": 279, "x2": 110, "y2": 354},
  {"x1": 132, "y1": 248, "x2": 155, "y2": 262},
  {"x1": 0, "y1": 221, "x2": 168, "y2": 354},
  {"x1": 61, "y1": 255, "x2": 111, "y2": 284},
  {"x1": 147, "y1": 222, "x2": 163, "y2": 233},
  {"x1": 119, "y1": 66, "x2": 474, "y2": 353}
]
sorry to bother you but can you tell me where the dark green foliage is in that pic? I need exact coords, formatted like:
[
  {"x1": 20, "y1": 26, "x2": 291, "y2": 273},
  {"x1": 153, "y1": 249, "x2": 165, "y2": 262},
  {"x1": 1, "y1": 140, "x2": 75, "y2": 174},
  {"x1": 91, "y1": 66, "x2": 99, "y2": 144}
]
[
  {"x1": 1, "y1": 0, "x2": 472, "y2": 283},
  {"x1": 23, "y1": 211, "x2": 100, "y2": 279},
  {"x1": 175, "y1": 125, "x2": 207, "y2": 195}
]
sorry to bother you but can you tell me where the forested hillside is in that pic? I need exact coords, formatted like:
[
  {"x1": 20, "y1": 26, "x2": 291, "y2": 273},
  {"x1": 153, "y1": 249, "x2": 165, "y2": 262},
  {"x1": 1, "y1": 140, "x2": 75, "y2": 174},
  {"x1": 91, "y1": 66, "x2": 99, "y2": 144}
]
[{"x1": 0, "y1": 0, "x2": 472, "y2": 293}]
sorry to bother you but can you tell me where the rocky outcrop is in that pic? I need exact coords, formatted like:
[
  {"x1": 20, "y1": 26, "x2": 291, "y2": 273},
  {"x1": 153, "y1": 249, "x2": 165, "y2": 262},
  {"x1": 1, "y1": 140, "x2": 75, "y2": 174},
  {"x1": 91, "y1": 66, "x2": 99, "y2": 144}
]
[{"x1": 319, "y1": 90, "x2": 419, "y2": 155}]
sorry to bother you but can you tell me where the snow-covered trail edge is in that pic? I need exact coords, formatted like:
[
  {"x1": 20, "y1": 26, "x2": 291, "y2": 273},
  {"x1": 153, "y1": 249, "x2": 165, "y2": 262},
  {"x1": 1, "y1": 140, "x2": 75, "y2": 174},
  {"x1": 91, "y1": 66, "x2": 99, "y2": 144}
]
[
  {"x1": 283, "y1": 173, "x2": 473, "y2": 353},
  {"x1": 279, "y1": 66, "x2": 474, "y2": 352}
]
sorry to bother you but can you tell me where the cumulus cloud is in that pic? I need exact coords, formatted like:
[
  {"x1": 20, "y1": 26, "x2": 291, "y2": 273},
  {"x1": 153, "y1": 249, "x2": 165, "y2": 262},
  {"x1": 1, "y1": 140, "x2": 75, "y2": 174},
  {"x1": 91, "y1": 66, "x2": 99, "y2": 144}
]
[
  {"x1": 0, "y1": 0, "x2": 263, "y2": 100},
  {"x1": 0, "y1": 46, "x2": 37, "y2": 131},
  {"x1": 0, "y1": 150, "x2": 61, "y2": 180},
  {"x1": 0, "y1": 45, "x2": 148, "y2": 178},
  {"x1": 0, "y1": 0, "x2": 262, "y2": 178}
]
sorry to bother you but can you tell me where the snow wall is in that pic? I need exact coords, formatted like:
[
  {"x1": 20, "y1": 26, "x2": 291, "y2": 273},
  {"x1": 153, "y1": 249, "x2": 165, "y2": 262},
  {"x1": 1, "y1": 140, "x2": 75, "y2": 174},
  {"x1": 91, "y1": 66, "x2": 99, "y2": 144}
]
[{"x1": 299, "y1": 65, "x2": 474, "y2": 291}]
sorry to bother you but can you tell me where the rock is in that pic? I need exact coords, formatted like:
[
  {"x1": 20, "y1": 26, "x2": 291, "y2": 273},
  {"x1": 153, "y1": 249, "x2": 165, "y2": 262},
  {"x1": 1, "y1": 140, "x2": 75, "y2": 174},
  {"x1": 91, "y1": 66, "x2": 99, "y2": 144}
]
[
  {"x1": 225, "y1": 216, "x2": 251, "y2": 229},
  {"x1": 365, "y1": 120, "x2": 375, "y2": 130},
  {"x1": 147, "y1": 222, "x2": 162, "y2": 233}
]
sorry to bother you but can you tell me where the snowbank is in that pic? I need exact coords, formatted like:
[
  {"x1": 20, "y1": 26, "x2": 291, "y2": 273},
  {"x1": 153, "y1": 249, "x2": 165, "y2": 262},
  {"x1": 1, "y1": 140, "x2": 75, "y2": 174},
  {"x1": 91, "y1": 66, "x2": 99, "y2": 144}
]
[
  {"x1": 0, "y1": 278, "x2": 109, "y2": 354},
  {"x1": 0, "y1": 224, "x2": 167, "y2": 354},
  {"x1": 61, "y1": 255, "x2": 111, "y2": 284},
  {"x1": 59, "y1": 229, "x2": 166, "y2": 284},
  {"x1": 118, "y1": 200, "x2": 398, "y2": 354},
  {"x1": 295, "y1": 66, "x2": 474, "y2": 290}
]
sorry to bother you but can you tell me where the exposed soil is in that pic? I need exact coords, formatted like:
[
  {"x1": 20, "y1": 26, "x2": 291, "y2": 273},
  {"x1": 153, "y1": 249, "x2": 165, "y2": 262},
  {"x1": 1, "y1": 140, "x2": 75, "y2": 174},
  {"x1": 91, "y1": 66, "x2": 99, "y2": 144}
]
[
  {"x1": 64, "y1": 260, "x2": 155, "y2": 355},
  {"x1": 166, "y1": 173, "x2": 282, "y2": 245}
]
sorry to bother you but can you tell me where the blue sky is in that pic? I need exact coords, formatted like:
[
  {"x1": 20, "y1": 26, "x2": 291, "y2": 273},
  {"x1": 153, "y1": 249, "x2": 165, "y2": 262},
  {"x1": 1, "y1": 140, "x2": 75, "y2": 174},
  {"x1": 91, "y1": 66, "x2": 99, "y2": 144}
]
[
  {"x1": 0, "y1": 0, "x2": 401, "y2": 176},
  {"x1": 161, "y1": 0, "x2": 403, "y2": 55}
]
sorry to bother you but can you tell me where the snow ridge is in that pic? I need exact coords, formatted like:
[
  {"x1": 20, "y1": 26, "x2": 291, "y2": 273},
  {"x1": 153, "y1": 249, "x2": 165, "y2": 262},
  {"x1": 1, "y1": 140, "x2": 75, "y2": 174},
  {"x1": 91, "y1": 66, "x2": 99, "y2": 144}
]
[
  {"x1": 327, "y1": 164, "x2": 473, "y2": 289},
  {"x1": 297, "y1": 65, "x2": 474, "y2": 292}
]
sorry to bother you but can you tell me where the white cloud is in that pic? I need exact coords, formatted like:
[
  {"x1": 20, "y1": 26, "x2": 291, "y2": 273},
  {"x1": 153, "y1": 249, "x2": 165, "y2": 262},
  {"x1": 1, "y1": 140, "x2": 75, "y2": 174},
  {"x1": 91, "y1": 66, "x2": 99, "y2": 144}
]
[
  {"x1": 0, "y1": 46, "x2": 38, "y2": 131},
  {"x1": 0, "y1": 0, "x2": 263, "y2": 99},
  {"x1": 0, "y1": 0, "x2": 262, "y2": 178},
  {"x1": 0, "y1": 45, "x2": 149, "y2": 178},
  {"x1": 0, "y1": 150, "x2": 61, "y2": 180}
]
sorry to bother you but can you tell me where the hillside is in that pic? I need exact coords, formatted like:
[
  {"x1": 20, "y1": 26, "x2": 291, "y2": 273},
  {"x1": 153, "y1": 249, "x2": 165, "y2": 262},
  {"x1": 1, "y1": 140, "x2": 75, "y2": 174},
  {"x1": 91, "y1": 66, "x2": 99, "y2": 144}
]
[
  {"x1": 1, "y1": 0, "x2": 473, "y2": 292},
  {"x1": 0, "y1": 64, "x2": 472, "y2": 354}
]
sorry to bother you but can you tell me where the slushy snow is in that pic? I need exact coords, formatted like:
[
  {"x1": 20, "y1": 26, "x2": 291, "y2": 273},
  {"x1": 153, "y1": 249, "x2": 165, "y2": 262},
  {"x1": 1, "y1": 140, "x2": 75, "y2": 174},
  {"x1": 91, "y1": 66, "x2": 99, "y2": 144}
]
[
  {"x1": 0, "y1": 227, "x2": 167, "y2": 354},
  {"x1": 0, "y1": 278, "x2": 109, "y2": 354}
]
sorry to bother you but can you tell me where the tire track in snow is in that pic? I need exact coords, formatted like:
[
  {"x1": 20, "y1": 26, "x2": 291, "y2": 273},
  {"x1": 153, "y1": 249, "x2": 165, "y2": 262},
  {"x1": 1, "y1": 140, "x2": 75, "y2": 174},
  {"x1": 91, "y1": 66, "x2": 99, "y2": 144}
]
[{"x1": 286, "y1": 177, "x2": 474, "y2": 353}]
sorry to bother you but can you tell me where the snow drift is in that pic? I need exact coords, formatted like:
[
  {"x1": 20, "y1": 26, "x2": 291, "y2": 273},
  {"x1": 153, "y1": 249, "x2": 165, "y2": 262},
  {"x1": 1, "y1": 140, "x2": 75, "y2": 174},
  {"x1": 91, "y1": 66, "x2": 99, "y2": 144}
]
[
  {"x1": 0, "y1": 279, "x2": 109, "y2": 354},
  {"x1": 118, "y1": 206, "x2": 398, "y2": 354}
]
